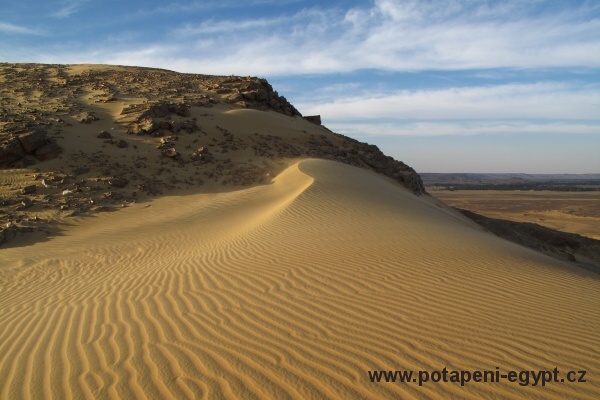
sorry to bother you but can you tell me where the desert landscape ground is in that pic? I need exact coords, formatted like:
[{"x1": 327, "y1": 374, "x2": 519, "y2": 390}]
[
  {"x1": 1, "y1": 64, "x2": 599, "y2": 399},
  {"x1": 428, "y1": 189, "x2": 600, "y2": 241}
]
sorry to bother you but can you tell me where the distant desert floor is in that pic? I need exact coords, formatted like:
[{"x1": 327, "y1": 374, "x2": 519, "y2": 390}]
[
  {"x1": 1, "y1": 160, "x2": 599, "y2": 399},
  {"x1": 430, "y1": 190, "x2": 600, "y2": 240}
]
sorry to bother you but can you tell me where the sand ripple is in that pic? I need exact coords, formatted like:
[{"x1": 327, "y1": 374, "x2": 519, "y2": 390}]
[{"x1": 1, "y1": 160, "x2": 599, "y2": 399}]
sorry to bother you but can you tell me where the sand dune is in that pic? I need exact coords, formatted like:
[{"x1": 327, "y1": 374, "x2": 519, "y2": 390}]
[{"x1": 1, "y1": 159, "x2": 598, "y2": 399}]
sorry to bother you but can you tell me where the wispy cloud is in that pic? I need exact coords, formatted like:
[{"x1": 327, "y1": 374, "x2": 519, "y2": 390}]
[
  {"x1": 292, "y1": 81, "x2": 600, "y2": 138},
  {"x1": 141, "y1": 0, "x2": 303, "y2": 16},
  {"x1": 175, "y1": 18, "x2": 283, "y2": 36},
  {"x1": 51, "y1": 0, "x2": 88, "y2": 18},
  {"x1": 5, "y1": 0, "x2": 599, "y2": 76},
  {"x1": 297, "y1": 82, "x2": 600, "y2": 121},
  {"x1": 0, "y1": 21, "x2": 40, "y2": 35},
  {"x1": 328, "y1": 121, "x2": 600, "y2": 138},
  {"x1": 150, "y1": 0, "x2": 600, "y2": 75}
]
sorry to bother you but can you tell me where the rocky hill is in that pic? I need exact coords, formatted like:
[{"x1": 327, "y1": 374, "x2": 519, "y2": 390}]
[{"x1": 0, "y1": 63, "x2": 425, "y2": 245}]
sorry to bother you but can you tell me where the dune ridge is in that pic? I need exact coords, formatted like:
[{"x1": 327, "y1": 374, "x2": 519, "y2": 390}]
[
  {"x1": 0, "y1": 63, "x2": 425, "y2": 247},
  {"x1": 1, "y1": 159, "x2": 598, "y2": 399}
]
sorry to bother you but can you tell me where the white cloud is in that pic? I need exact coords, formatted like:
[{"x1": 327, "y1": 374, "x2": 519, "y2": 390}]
[
  {"x1": 147, "y1": 0, "x2": 600, "y2": 75},
  {"x1": 4, "y1": 0, "x2": 599, "y2": 76},
  {"x1": 297, "y1": 83, "x2": 600, "y2": 121},
  {"x1": 141, "y1": 0, "x2": 303, "y2": 16},
  {"x1": 0, "y1": 22, "x2": 40, "y2": 35},
  {"x1": 175, "y1": 18, "x2": 284, "y2": 36},
  {"x1": 52, "y1": 0, "x2": 88, "y2": 18},
  {"x1": 327, "y1": 121, "x2": 600, "y2": 138}
]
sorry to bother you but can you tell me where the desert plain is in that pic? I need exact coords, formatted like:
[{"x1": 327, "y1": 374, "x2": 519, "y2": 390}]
[
  {"x1": 429, "y1": 189, "x2": 600, "y2": 240},
  {"x1": 1, "y1": 64, "x2": 599, "y2": 399}
]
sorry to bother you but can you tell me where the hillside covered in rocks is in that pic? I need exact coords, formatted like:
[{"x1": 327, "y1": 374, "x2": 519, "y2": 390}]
[{"x1": 0, "y1": 63, "x2": 425, "y2": 245}]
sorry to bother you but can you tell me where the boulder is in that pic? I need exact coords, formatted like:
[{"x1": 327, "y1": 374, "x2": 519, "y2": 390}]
[
  {"x1": 137, "y1": 118, "x2": 160, "y2": 135},
  {"x1": 173, "y1": 120, "x2": 197, "y2": 133},
  {"x1": 0, "y1": 137, "x2": 25, "y2": 166},
  {"x1": 20, "y1": 197, "x2": 33, "y2": 208},
  {"x1": 0, "y1": 129, "x2": 62, "y2": 164},
  {"x1": 145, "y1": 103, "x2": 170, "y2": 118},
  {"x1": 22, "y1": 185, "x2": 36, "y2": 194},
  {"x1": 18, "y1": 129, "x2": 48, "y2": 153},
  {"x1": 78, "y1": 112, "x2": 99, "y2": 124},
  {"x1": 170, "y1": 103, "x2": 190, "y2": 117},
  {"x1": 190, "y1": 147, "x2": 213, "y2": 162},
  {"x1": 97, "y1": 130, "x2": 113, "y2": 139},
  {"x1": 108, "y1": 176, "x2": 128, "y2": 188},
  {"x1": 161, "y1": 148, "x2": 178, "y2": 158},
  {"x1": 115, "y1": 139, "x2": 129, "y2": 148}
]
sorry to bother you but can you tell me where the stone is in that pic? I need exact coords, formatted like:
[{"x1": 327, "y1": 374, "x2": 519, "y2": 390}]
[
  {"x1": 173, "y1": 120, "x2": 197, "y2": 133},
  {"x1": 137, "y1": 118, "x2": 160, "y2": 135},
  {"x1": 161, "y1": 148, "x2": 178, "y2": 158},
  {"x1": 115, "y1": 139, "x2": 129, "y2": 148},
  {"x1": 18, "y1": 129, "x2": 48, "y2": 153},
  {"x1": 108, "y1": 176, "x2": 128, "y2": 188},
  {"x1": 170, "y1": 103, "x2": 191, "y2": 117},
  {"x1": 20, "y1": 198, "x2": 33, "y2": 208},
  {"x1": 160, "y1": 136, "x2": 178, "y2": 144},
  {"x1": 97, "y1": 130, "x2": 113, "y2": 139},
  {"x1": 191, "y1": 147, "x2": 213, "y2": 162},
  {"x1": 146, "y1": 103, "x2": 170, "y2": 118},
  {"x1": 79, "y1": 112, "x2": 99, "y2": 124},
  {"x1": 0, "y1": 137, "x2": 25, "y2": 166},
  {"x1": 22, "y1": 185, "x2": 36, "y2": 194}
]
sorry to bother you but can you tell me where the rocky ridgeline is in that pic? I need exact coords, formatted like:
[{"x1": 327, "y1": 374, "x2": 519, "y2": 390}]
[
  {"x1": 214, "y1": 76, "x2": 302, "y2": 117},
  {"x1": 0, "y1": 63, "x2": 426, "y2": 245},
  {"x1": 250, "y1": 132, "x2": 425, "y2": 195}
]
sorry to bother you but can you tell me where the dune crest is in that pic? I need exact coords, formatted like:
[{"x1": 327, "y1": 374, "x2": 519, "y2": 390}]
[{"x1": 1, "y1": 159, "x2": 598, "y2": 399}]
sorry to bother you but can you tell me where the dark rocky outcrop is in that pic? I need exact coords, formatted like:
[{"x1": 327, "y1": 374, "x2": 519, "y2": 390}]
[
  {"x1": 19, "y1": 130, "x2": 49, "y2": 153},
  {"x1": 304, "y1": 115, "x2": 322, "y2": 125},
  {"x1": 138, "y1": 102, "x2": 191, "y2": 119},
  {"x1": 251, "y1": 133, "x2": 426, "y2": 195},
  {"x1": 0, "y1": 128, "x2": 62, "y2": 167},
  {"x1": 458, "y1": 209, "x2": 600, "y2": 273},
  {"x1": 0, "y1": 223, "x2": 35, "y2": 246},
  {"x1": 216, "y1": 77, "x2": 301, "y2": 117}
]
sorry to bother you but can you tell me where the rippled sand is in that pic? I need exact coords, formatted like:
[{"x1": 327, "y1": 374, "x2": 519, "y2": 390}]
[{"x1": 1, "y1": 160, "x2": 598, "y2": 399}]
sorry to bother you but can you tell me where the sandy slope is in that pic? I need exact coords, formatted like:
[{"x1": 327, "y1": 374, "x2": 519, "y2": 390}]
[{"x1": 1, "y1": 159, "x2": 599, "y2": 399}]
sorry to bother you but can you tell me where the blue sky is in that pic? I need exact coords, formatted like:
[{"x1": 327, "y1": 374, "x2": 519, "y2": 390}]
[{"x1": 1, "y1": 0, "x2": 599, "y2": 173}]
